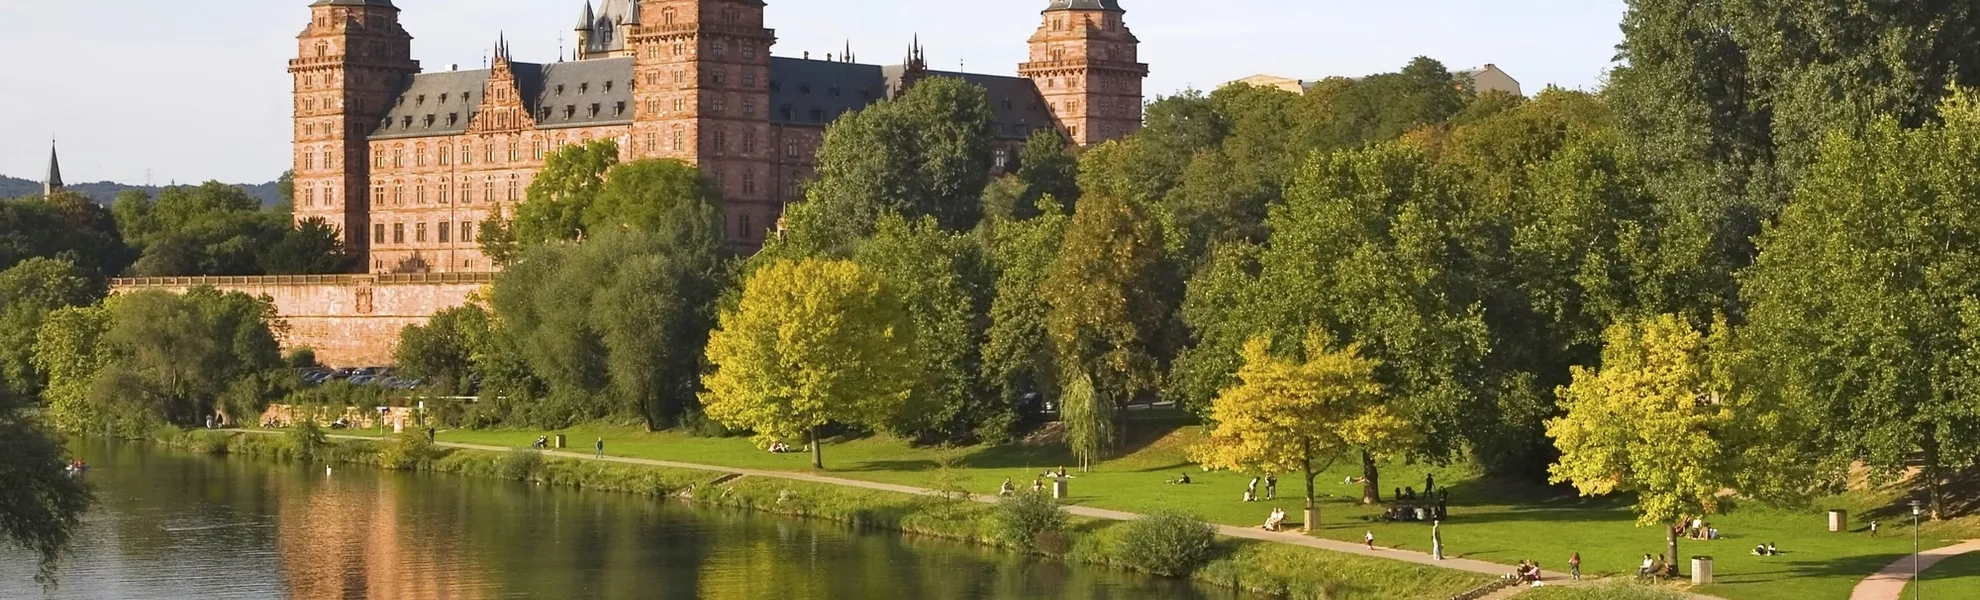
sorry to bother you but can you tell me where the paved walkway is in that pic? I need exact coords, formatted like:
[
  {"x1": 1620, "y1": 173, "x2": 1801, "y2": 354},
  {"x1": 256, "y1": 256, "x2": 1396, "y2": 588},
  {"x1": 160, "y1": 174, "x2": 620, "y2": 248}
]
[{"x1": 1848, "y1": 539, "x2": 1980, "y2": 600}]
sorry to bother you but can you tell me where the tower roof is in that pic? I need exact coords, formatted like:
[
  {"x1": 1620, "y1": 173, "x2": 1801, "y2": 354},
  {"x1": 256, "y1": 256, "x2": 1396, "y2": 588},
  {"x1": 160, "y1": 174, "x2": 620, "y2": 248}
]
[
  {"x1": 575, "y1": 1, "x2": 595, "y2": 30},
  {"x1": 1044, "y1": 0, "x2": 1124, "y2": 12},
  {"x1": 44, "y1": 141, "x2": 63, "y2": 195}
]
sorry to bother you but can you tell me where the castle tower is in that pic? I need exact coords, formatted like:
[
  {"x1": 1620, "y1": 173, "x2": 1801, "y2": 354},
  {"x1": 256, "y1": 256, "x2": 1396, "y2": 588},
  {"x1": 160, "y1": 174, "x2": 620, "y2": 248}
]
[
  {"x1": 629, "y1": 0, "x2": 778, "y2": 245},
  {"x1": 290, "y1": 0, "x2": 420, "y2": 268},
  {"x1": 1018, "y1": 0, "x2": 1147, "y2": 146},
  {"x1": 575, "y1": 0, "x2": 642, "y2": 60},
  {"x1": 43, "y1": 141, "x2": 63, "y2": 197}
]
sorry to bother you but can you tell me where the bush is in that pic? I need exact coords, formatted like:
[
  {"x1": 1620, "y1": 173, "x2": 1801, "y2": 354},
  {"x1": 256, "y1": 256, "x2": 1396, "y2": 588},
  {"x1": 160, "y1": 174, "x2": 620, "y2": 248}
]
[
  {"x1": 991, "y1": 491, "x2": 1067, "y2": 551},
  {"x1": 377, "y1": 432, "x2": 436, "y2": 470},
  {"x1": 1112, "y1": 510, "x2": 1218, "y2": 577},
  {"x1": 289, "y1": 420, "x2": 326, "y2": 460},
  {"x1": 498, "y1": 448, "x2": 544, "y2": 481}
]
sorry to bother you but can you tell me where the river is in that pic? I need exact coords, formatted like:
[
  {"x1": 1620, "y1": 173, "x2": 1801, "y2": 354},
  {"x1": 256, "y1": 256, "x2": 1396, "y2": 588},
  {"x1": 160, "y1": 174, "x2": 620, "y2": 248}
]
[{"x1": 0, "y1": 441, "x2": 1240, "y2": 600}]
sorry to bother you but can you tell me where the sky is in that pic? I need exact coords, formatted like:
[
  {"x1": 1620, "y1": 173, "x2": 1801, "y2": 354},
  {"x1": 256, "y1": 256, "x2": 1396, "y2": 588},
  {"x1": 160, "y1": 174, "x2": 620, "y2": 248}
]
[{"x1": 0, "y1": 0, "x2": 1627, "y2": 186}]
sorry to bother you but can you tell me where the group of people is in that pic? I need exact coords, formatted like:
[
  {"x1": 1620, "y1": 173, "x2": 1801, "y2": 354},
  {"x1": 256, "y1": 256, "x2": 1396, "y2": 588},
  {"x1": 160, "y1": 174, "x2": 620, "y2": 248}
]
[
  {"x1": 1260, "y1": 507, "x2": 1288, "y2": 532},
  {"x1": 66, "y1": 459, "x2": 87, "y2": 474},
  {"x1": 1242, "y1": 475, "x2": 1277, "y2": 502},
  {"x1": 1752, "y1": 542, "x2": 1782, "y2": 556},
  {"x1": 1508, "y1": 560, "x2": 1545, "y2": 585},
  {"x1": 1637, "y1": 553, "x2": 1677, "y2": 579},
  {"x1": 1680, "y1": 515, "x2": 1722, "y2": 540}
]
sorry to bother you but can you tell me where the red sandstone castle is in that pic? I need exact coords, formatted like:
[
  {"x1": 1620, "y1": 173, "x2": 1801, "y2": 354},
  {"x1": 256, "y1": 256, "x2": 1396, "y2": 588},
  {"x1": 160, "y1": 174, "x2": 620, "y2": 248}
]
[{"x1": 289, "y1": 0, "x2": 1148, "y2": 273}]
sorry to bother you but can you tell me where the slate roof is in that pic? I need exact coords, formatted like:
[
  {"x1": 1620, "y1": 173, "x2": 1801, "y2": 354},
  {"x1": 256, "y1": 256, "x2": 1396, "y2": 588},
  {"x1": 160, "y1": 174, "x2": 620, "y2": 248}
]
[
  {"x1": 311, "y1": 0, "x2": 397, "y2": 7},
  {"x1": 1045, "y1": 0, "x2": 1124, "y2": 11},
  {"x1": 370, "y1": 56, "x2": 1048, "y2": 141},
  {"x1": 771, "y1": 57, "x2": 1051, "y2": 140},
  {"x1": 370, "y1": 57, "x2": 637, "y2": 140}
]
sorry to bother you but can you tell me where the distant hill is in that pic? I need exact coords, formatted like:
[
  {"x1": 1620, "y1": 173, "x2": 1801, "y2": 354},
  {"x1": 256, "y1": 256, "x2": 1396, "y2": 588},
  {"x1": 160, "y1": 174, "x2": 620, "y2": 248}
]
[{"x1": 0, "y1": 174, "x2": 284, "y2": 207}]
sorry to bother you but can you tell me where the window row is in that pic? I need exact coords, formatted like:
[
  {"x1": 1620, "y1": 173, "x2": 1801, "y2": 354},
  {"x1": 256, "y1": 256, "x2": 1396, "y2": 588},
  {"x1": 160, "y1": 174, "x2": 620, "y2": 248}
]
[
  {"x1": 370, "y1": 221, "x2": 477, "y2": 246},
  {"x1": 369, "y1": 174, "x2": 522, "y2": 206},
  {"x1": 298, "y1": 184, "x2": 338, "y2": 208}
]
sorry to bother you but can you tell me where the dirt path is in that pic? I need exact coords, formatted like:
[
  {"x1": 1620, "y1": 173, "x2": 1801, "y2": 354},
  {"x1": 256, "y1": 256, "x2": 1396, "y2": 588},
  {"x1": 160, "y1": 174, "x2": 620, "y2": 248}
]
[{"x1": 1847, "y1": 539, "x2": 1980, "y2": 600}]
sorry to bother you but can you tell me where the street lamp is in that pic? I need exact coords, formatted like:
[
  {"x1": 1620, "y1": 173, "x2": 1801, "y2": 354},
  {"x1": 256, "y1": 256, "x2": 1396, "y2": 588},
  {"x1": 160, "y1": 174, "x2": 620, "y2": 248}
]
[{"x1": 1911, "y1": 499, "x2": 1923, "y2": 600}]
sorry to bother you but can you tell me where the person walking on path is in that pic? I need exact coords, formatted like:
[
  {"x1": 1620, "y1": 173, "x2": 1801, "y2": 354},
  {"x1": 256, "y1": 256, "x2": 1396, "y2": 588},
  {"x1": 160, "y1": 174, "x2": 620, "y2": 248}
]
[
  {"x1": 595, "y1": 438, "x2": 604, "y2": 458},
  {"x1": 1569, "y1": 552, "x2": 1582, "y2": 580},
  {"x1": 1365, "y1": 530, "x2": 1376, "y2": 550},
  {"x1": 1431, "y1": 520, "x2": 1444, "y2": 560}
]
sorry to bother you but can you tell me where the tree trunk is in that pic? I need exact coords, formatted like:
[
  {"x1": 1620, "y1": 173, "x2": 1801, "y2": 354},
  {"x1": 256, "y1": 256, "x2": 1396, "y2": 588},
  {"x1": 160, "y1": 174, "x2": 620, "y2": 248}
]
[
  {"x1": 1303, "y1": 455, "x2": 1317, "y2": 532},
  {"x1": 810, "y1": 426, "x2": 823, "y2": 470},
  {"x1": 1923, "y1": 426, "x2": 1944, "y2": 520},
  {"x1": 1360, "y1": 450, "x2": 1380, "y2": 505},
  {"x1": 1666, "y1": 523, "x2": 1681, "y2": 578}
]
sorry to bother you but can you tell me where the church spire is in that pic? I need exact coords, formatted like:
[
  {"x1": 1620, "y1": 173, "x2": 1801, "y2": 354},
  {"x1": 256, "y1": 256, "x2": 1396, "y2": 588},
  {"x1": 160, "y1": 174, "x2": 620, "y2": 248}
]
[{"x1": 44, "y1": 139, "x2": 63, "y2": 196}]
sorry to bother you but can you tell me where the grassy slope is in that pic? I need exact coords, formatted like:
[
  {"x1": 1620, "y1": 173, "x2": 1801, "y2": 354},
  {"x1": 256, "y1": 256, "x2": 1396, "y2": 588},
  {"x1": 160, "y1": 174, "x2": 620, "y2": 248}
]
[
  {"x1": 335, "y1": 415, "x2": 1979, "y2": 600},
  {"x1": 1902, "y1": 550, "x2": 1980, "y2": 600}
]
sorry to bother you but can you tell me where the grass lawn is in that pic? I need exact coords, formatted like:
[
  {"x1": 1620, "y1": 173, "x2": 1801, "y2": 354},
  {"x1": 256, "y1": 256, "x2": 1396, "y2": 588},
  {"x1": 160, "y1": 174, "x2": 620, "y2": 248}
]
[
  {"x1": 321, "y1": 413, "x2": 1980, "y2": 600},
  {"x1": 1904, "y1": 549, "x2": 1980, "y2": 600}
]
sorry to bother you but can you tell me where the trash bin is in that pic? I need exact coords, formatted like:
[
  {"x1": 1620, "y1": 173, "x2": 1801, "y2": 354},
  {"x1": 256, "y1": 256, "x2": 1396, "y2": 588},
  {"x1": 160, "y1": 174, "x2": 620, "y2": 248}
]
[
  {"x1": 1052, "y1": 478, "x2": 1069, "y2": 500},
  {"x1": 554, "y1": 434, "x2": 567, "y2": 449},
  {"x1": 1828, "y1": 509, "x2": 1847, "y2": 532},
  {"x1": 1692, "y1": 557, "x2": 1714, "y2": 585},
  {"x1": 1415, "y1": 507, "x2": 1429, "y2": 521}
]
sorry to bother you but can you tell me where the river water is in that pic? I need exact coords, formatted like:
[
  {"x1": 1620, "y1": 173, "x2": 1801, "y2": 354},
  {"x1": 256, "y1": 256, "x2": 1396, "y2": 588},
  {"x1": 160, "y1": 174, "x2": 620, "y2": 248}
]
[{"x1": 0, "y1": 441, "x2": 1238, "y2": 600}]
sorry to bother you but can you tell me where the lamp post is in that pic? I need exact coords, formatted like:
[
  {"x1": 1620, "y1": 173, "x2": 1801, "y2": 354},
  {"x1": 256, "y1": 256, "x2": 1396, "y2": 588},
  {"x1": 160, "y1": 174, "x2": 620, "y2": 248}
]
[{"x1": 1911, "y1": 499, "x2": 1923, "y2": 600}]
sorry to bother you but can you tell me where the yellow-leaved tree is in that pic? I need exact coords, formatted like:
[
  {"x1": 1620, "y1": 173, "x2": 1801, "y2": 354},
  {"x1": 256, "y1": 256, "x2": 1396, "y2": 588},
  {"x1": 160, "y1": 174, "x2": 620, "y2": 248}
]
[
  {"x1": 701, "y1": 258, "x2": 920, "y2": 469},
  {"x1": 1546, "y1": 314, "x2": 1740, "y2": 575},
  {"x1": 1192, "y1": 331, "x2": 1418, "y2": 530}
]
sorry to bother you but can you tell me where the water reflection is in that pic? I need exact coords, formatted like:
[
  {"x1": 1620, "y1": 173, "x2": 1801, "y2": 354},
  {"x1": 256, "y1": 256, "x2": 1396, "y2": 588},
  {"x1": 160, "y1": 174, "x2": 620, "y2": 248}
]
[{"x1": 0, "y1": 441, "x2": 1237, "y2": 600}]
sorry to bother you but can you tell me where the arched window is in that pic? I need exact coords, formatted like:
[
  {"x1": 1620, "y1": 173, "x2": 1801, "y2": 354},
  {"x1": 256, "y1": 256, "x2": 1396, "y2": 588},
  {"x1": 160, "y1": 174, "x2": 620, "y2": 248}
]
[
  {"x1": 663, "y1": 8, "x2": 677, "y2": 26},
  {"x1": 507, "y1": 174, "x2": 520, "y2": 201},
  {"x1": 303, "y1": 149, "x2": 315, "y2": 170},
  {"x1": 315, "y1": 42, "x2": 328, "y2": 57}
]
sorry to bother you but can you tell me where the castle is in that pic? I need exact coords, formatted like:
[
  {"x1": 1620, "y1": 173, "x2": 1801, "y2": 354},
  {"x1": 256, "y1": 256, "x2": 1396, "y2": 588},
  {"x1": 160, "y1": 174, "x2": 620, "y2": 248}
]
[{"x1": 289, "y1": 0, "x2": 1148, "y2": 274}]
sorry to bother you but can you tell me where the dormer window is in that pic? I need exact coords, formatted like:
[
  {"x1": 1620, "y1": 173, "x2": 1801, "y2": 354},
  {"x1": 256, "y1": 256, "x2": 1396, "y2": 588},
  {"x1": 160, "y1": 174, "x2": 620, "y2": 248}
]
[
  {"x1": 402, "y1": 115, "x2": 413, "y2": 128},
  {"x1": 604, "y1": 81, "x2": 613, "y2": 93},
  {"x1": 556, "y1": 84, "x2": 565, "y2": 96},
  {"x1": 424, "y1": 115, "x2": 435, "y2": 127},
  {"x1": 448, "y1": 113, "x2": 459, "y2": 126},
  {"x1": 565, "y1": 105, "x2": 577, "y2": 118},
  {"x1": 440, "y1": 93, "x2": 449, "y2": 103},
  {"x1": 614, "y1": 101, "x2": 626, "y2": 116},
  {"x1": 580, "y1": 83, "x2": 589, "y2": 94},
  {"x1": 417, "y1": 95, "x2": 426, "y2": 106},
  {"x1": 463, "y1": 92, "x2": 473, "y2": 103},
  {"x1": 590, "y1": 103, "x2": 601, "y2": 117},
  {"x1": 799, "y1": 84, "x2": 811, "y2": 95},
  {"x1": 830, "y1": 86, "x2": 841, "y2": 97}
]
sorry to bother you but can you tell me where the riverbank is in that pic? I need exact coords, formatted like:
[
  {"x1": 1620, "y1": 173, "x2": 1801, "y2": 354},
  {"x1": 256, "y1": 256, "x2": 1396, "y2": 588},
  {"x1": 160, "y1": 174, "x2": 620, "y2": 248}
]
[{"x1": 148, "y1": 427, "x2": 1491, "y2": 600}]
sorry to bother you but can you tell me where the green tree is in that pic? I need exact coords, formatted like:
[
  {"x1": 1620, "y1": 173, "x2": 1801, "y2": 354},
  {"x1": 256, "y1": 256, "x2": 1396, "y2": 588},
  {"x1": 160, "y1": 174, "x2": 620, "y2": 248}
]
[
  {"x1": 259, "y1": 217, "x2": 357, "y2": 275},
  {"x1": 793, "y1": 77, "x2": 996, "y2": 245},
  {"x1": 981, "y1": 197, "x2": 1071, "y2": 435},
  {"x1": 1744, "y1": 98, "x2": 1980, "y2": 518},
  {"x1": 119, "y1": 182, "x2": 287, "y2": 277},
  {"x1": 0, "y1": 258, "x2": 104, "y2": 402},
  {"x1": 0, "y1": 191, "x2": 129, "y2": 277},
  {"x1": 1192, "y1": 332, "x2": 1414, "y2": 529},
  {"x1": 1059, "y1": 372, "x2": 1113, "y2": 471},
  {"x1": 583, "y1": 158, "x2": 724, "y2": 236},
  {"x1": 394, "y1": 303, "x2": 494, "y2": 395},
  {"x1": 31, "y1": 306, "x2": 112, "y2": 433},
  {"x1": 701, "y1": 258, "x2": 919, "y2": 469},
  {"x1": 1014, "y1": 129, "x2": 1081, "y2": 216},
  {"x1": 0, "y1": 379, "x2": 92, "y2": 583},
  {"x1": 853, "y1": 215, "x2": 994, "y2": 443},
  {"x1": 511, "y1": 139, "x2": 620, "y2": 246},
  {"x1": 1042, "y1": 189, "x2": 1176, "y2": 443}
]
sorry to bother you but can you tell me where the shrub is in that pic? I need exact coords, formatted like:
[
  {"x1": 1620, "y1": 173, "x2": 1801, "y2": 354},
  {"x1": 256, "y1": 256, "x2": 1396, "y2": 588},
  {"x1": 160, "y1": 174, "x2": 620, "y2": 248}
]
[
  {"x1": 1112, "y1": 510, "x2": 1218, "y2": 577},
  {"x1": 991, "y1": 491, "x2": 1067, "y2": 551},
  {"x1": 498, "y1": 448, "x2": 544, "y2": 481},
  {"x1": 289, "y1": 420, "x2": 326, "y2": 460},
  {"x1": 183, "y1": 430, "x2": 232, "y2": 455},
  {"x1": 377, "y1": 432, "x2": 436, "y2": 470}
]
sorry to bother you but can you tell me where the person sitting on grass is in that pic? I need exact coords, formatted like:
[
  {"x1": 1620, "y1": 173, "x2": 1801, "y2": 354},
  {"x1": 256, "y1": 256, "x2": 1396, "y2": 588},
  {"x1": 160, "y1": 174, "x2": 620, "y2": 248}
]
[
  {"x1": 1261, "y1": 508, "x2": 1286, "y2": 532},
  {"x1": 768, "y1": 441, "x2": 791, "y2": 453},
  {"x1": 1032, "y1": 479, "x2": 1045, "y2": 494},
  {"x1": 1167, "y1": 473, "x2": 1192, "y2": 485},
  {"x1": 999, "y1": 479, "x2": 1016, "y2": 497}
]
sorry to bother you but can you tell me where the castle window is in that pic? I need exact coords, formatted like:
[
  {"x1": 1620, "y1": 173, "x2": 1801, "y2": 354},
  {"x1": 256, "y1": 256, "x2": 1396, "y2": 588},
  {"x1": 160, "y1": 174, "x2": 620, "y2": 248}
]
[
  {"x1": 393, "y1": 223, "x2": 405, "y2": 244},
  {"x1": 416, "y1": 95, "x2": 426, "y2": 106},
  {"x1": 1003, "y1": 99, "x2": 1013, "y2": 109},
  {"x1": 439, "y1": 146, "x2": 452, "y2": 166},
  {"x1": 375, "y1": 224, "x2": 386, "y2": 245},
  {"x1": 675, "y1": 70, "x2": 686, "y2": 85},
  {"x1": 995, "y1": 149, "x2": 1008, "y2": 169},
  {"x1": 723, "y1": 8, "x2": 740, "y2": 23},
  {"x1": 566, "y1": 105, "x2": 577, "y2": 119},
  {"x1": 483, "y1": 179, "x2": 494, "y2": 202},
  {"x1": 509, "y1": 144, "x2": 520, "y2": 162},
  {"x1": 780, "y1": 104, "x2": 793, "y2": 120},
  {"x1": 663, "y1": 8, "x2": 677, "y2": 26},
  {"x1": 741, "y1": 132, "x2": 756, "y2": 154},
  {"x1": 605, "y1": 80, "x2": 613, "y2": 93},
  {"x1": 462, "y1": 222, "x2": 475, "y2": 242},
  {"x1": 674, "y1": 98, "x2": 686, "y2": 112},
  {"x1": 416, "y1": 184, "x2": 426, "y2": 204},
  {"x1": 415, "y1": 223, "x2": 427, "y2": 243},
  {"x1": 786, "y1": 139, "x2": 798, "y2": 158},
  {"x1": 590, "y1": 103, "x2": 601, "y2": 117},
  {"x1": 325, "y1": 186, "x2": 335, "y2": 206},
  {"x1": 392, "y1": 184, "x2": 404, "y2": 205},
  {"x1": 647, "y1": 99, "x2": 658, "y2": 115},
  {"x1": 742, "y1": 99, "x2": 755, "y2": 116},
  {"x1": 646, "y1": 72, "x2": 658, "y2": 86},
  {"x1": 1053, "y1": 18, "x2": 1064, "y2": 31},
  {"x1": 615, "y1": 101, "x2": 626, "y2": 116},
  {"x1": 533, "y1": 141, "x2": 546, "y2": 160},
  {"x1": 809, "y1": 108, "x2": 824, "y2": 122},
  {"x1": 713, "y1": 69, "x2": 727, "y2": 85},
  {"x1": 743, "y1": 73, "x2": 757, "y2": 87},
  {"x1": 448, "y1": 113, "x2": 459, "y2": 126},
  {"x1": 673, "y1": 129, "x2": 686, "y2": 151},
  {"x1": 771, "y1": 82, "x2": 782, "y2": 92},
  {"x1": 580, "y1": 83, "x2": 589, "y2": 95},
  {"x1": 374, "y1": 186, "x2": 385, "y2": 206},
  {"x1": 375, "y1": 154, "x2": 386, "y2": 168},
  {"x1": 507, "y1": 175, "x2": 519, "y2": 201},
  {"x1": 423, "y1": 115, "x2": 435, "y2": 128},
  {"x1": 646, "y1": 132, "x2": 657, "y2": 152},
  {"x1": 742, "y1": 170, "x2": 756, "y2": 195},
  {"x1": 325, "y1": 148, "x2": 336, "y2": 168},
  {"x1": 462, "y1": 92, "x2": 472, "y2": 104},
  {"x1": 713, "y1": 42, "x2": 727, "y2": 59},
  {"x1": 439, "y1": 183, "x2": 450, "y2": 204},
  {"x1": 438, "y1": 222, "x2": 452, "y2": 244},
  {"x1": 393, "y1": 149, "x2": 405, "y2": 167},
  {"x1": 713, "y1": 98, "x2": 726, "y2": 113},
  {"x1": 416, "y1": 148, "x2": 428, "y2": 167},
  {"x1": 741, "y1": 213, "x2": 753, "y2": 239},
  {"x1": 713, "y1": 129, "x2": 728, "y2": 152},
  {"x1": 742, "y1": 44, "x2": 756, "y2": 60},
  {"x1": 556, "y1": 84, "x2": 565, "y2": 96},
  {"x1": 461, "y1": 145, "x2": 472, "y2": 165},
  {"x1": 674, "y1": 43, "x2": 687, "y2": 56},
  {"x1": 304, "y1": 150, "x2": 316, "y2": 170}
]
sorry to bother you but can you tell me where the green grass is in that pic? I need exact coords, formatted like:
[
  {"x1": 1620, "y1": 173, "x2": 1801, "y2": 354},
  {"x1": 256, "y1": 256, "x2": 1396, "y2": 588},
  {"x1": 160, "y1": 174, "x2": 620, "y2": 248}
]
[
  {"x1": 302, "y1": 416, "x2": 1980, "y2": 600},
  {"x1": 1903, "y1": 550, "x2": 1980, "y2": 600},
  {"x1": 1518, "y1": 581, "x2": 1684, "y2": 600}
]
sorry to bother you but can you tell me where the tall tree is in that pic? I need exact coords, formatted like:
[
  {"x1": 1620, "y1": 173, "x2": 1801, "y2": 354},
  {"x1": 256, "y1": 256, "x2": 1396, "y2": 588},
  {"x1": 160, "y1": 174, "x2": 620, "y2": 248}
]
[
  {"x1": 1193, "y1": 332, "x2": 1414, "y2": 530},
  {"x1": 701, "y1": 259, "x2": 919, "y2": 469},
  {"x1": 1014, "y1": 129, "x2": 1081, "y2": 216},
  {"x1": 982, "y1": 198, "x2": 1072, "y2": 435},
  {"x1": 0, "y1": 376, "x2": 92, "y2": 584},
  {"x1": 0, "y1": 258, "x2": 104, "y2": 402},
  {"x1": 0, "y1": 192, "x2": 129, "y2": 277},
  {"x1": 259, "y1": 217, "x2": 357, "y2": 275},
  {"x1": 1042, "y1": 187, "x2": 1176, "y2": 445},
  {"x1": 853, "y1": 215, "x2": 994, "y2": 444},
  {"x1": 511, "y1": 140, "x2": 621, "y2": 247},
  {"x1": 118, "y1": 182, "x2": 287, "y2": 277},
  {"x1": 1059, "y1": 372, "x2": 1113, "y2": 472},
  {"x1": 394, "y1": 303, "x2": 494, "y2": 396},
  {"x1": 795, "y1": 77, "x2": 997, "y2": 246},
  {"x1": 1744, "y1": 99, "x2": 1980, "y2": 518}
]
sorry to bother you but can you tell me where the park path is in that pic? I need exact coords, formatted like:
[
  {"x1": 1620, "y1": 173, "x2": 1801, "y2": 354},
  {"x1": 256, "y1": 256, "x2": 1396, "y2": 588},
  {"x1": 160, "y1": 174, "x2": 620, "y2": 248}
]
[{"x1": 1847, "y1": 538, "x2": 1980, "y2": 600}]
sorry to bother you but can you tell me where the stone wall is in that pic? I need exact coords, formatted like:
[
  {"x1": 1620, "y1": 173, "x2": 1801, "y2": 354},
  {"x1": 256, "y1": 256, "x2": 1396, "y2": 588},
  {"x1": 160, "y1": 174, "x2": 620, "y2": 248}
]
[{"x1": 110, "y1": 274, "x2": 489, "y2": 368}]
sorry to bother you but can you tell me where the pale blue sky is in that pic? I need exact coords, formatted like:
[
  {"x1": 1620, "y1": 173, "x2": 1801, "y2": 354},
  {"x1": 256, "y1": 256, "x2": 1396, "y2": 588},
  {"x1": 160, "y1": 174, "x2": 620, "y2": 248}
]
[{"x1": 0, "y1": 0, "x2": 1626, "y2": 185}]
